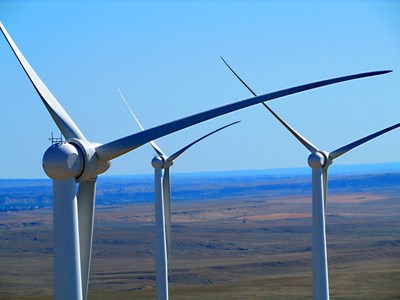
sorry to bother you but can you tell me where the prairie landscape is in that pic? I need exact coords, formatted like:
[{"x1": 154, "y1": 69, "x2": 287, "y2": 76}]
[{"x1": 0, "y1": 170, "x2": 399, "y2": 299}]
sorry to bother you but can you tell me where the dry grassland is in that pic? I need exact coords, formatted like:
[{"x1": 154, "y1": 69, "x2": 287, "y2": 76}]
[{"x1": 1, "y1": 191, "x2": 399, "y2": 299}]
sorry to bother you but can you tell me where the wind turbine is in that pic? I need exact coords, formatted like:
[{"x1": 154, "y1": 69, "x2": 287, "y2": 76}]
[
  {"x1": 0, "y1": 22, "x2": 391, "y2": 300},
  {"x1": 221, "y1": 57, "x2": 400, "y2": 300},
  {"x1": 119, "y1": 90, "x2": 238, "y2": 300}
]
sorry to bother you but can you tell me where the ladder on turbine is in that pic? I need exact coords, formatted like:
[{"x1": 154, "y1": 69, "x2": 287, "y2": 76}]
[{"x1": 48, "y1": 132, "x2": 64, "y2": 145}]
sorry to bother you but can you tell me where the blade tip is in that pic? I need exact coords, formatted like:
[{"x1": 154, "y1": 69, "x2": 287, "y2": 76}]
[{"x1": 376, "y1": 70, "x2": 392, "y2": 75}]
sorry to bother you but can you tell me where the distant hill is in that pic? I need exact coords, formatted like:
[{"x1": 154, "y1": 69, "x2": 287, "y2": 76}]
[
  {"x1": 169, "y1": 161, "x2": 400, "y2": 178},
  {"x1": 1, "y1": 162, "x2": 399, "y2": 211}
]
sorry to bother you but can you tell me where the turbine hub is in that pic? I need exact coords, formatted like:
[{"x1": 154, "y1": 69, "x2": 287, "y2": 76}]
[
  {"x1": 42, "y1": 143, "x2": 83, "y2": 180},
  {"x1": 164, "y1": 159, "x2": 173, "y2": 168},
  {"x1": 308, "y1": 152, "x2": 325, "y2": 169},
  {"x1": 152, "y1": 156, "x2": 164, "y2": 169},
  {"x1": 68, "y1": 139, "x2": 111, "y2": 182}
]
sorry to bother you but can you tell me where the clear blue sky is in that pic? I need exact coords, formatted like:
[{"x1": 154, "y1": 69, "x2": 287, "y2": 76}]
[{"x1": 0, "y1": 1, "x2": 399, "y2": 179}]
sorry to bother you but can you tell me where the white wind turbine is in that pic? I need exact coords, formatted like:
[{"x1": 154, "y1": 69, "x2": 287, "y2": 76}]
[
  {"x1": 221, "y1": 57, "x2": 400, "y2": 300},
  {"x1": 119, "y1": 90, "x2": 238, "y2": 300},
  {"x1": 0, "y1": 21, "x2": 391, "y2": 300}
]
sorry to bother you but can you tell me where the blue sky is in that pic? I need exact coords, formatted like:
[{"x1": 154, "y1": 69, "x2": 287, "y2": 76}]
[{"x1": 0, "y1": 1, "x2": 399, "y2": 179}]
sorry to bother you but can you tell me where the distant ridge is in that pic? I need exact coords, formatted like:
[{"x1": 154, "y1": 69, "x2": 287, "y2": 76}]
[
  {"x1": 1, "y1": 162, "x2": 399, "y2": 211},
  {"x1": 112, "y1": 161, "x2": 400, "y2": 180},
  {"x1": 1, "y1": 162, "x2": 399, "y2": 181}
]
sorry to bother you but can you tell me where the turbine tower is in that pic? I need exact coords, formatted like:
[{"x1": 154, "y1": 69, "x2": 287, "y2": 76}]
[
  {"x1": 0, "y1": 21, "x2": 391, "y2": 300},
  {"x1": 221, "y1": 57, "x2": 400, "y2": 300},
  {"x1": 120, "y1": 90, "x2": 238, "y2": 300}
]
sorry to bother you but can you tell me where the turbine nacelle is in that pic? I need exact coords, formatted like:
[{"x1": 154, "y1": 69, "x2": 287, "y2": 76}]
[
  {"x1": 43, "y1": 140, "x2": 111, "y2": 182},
  {"x1": 43, "y1": 143, "x2": 83, "y2": 180},
  {"x1": 151, "y1": 155, "x2": 174, "y2": 169},
  {"x1": 307, "y1": 151, "x2": 332, "y2": 169}
]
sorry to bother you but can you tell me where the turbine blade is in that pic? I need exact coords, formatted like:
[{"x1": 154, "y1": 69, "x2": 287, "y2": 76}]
[
  {"x1": 167, "y1": 121, "x2": 240, "y2": 163},
  {"x1": 163, "y1": 167, "x2": 172, "y2": 271},
  {"x1": 0, "y1": 22, "x2": 85, "y2": 140},
  {"x1": 154, "y1": 167, "x2": 169, "y2": 299},
  {"x1": 52, "y1": 178, "x2": 83, "y2": 300},
  {"x1": 263, "y1": 104, "x2": 319, "y2": 153},
  {"x1": 311, "y1": 167, "x2": 329, "y2": 299},
  {"x1": 220, "y1": 56, "x2": 257, "y2": 97},
  {"x1": 77, "y1": 180, "x2": 97, "y2": 300},
  {"x1": 118, "y1": 89, "x2": 165, "y2": 156},
  {"x1": 329, "y1": 122, "x2": 400, "y2": 160},
  {"x1": 96, "y1": 70, "x2": 390, "y2": 162},
  {"x1": 118, "y1": 89, "x2": 146, "y2": 131},
  {"x1": 221, "y1": 57, "x2": 319, "y2": 153},
  {"x1": 322, "y1": 167, "x2": 328, "y2": 216}
]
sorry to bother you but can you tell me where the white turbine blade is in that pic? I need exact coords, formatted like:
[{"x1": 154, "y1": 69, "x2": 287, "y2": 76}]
[
  {"x1": 77, "y1": 180, "x2": 97, "y2": 300},
  {"x1": 118, "y1": 89, "x2": 146, "y2": 131},
  {"x1": 263, "y1": 104, "x2": 319, "y2": 153},
  {"x1": 118, "y1": 89, "x2": 165, "y2": 157},
  {"x1": 52, "y1": 178, "x2": 83, "y2": 300},
  {"x1": 322, "y1": 167, "x2": 328, "y2": 216},
  {"x1": 0, "y1": 22, "x2": 85, "y2": 140},
  {"x1": 167, "y1": 121, "x2": 240, "y2": 163},
  {"x1": 154, "y1": 167, "x2": 169, "y2": 300},
  {"x1": 220, "y1": 56, "x2": 257, "y2": 97},
  {"x1": 96, "y1": 70, "x2": 390, "y2": 162},
  {"x1": 329, "y1": 122, "x2": 400, "y2": 160},
  {"x1": 163, "y1": 167, "x2": 172, "y2": 269},
  {"x1": 221, "y1": 57, "x2": 319, "y2": 153},
  {"x1": 311, "y1": 167, "x2": 329, "y2": 300}
]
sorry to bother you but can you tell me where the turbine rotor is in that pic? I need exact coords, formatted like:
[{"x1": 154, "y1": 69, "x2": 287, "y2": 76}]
[{"x1": 70, "y1": 139, "x2": 111, "y2": 182}]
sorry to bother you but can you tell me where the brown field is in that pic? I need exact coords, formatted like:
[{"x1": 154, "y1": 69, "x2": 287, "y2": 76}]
[{"x1": 1, "y1": 191, "x2": 399, "y2": 299}]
